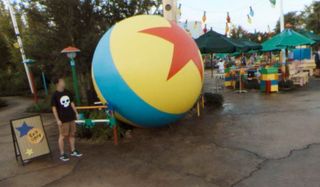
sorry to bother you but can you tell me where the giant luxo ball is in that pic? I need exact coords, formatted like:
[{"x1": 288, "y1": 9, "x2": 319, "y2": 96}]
[{"x1": 92, "y1": 15, "x2": 203, "y2": 128}]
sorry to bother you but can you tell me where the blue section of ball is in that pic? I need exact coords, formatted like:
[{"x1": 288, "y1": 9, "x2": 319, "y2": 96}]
[{"x1": 92, "y1": 28, "x2": 183, "y2": 128}]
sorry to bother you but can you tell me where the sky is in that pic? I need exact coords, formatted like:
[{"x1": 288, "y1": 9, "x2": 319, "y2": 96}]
[{"x1": 179, "y1": 0, "x2": 315, "y2": 34}]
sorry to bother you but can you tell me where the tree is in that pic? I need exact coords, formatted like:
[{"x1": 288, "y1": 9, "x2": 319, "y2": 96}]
[
  {"x1": 303, "y1": 1, "x2": 320, "y2": 34},
  {"x1": 0, "y1": 1, "x2": 30, "y2": 95},
  {"x1": 274, "y1": 11, "x2": 303, "y2": 33},
  {"x1": 230, "y1": 26, "x2": 248, "y2": 39},
  {"x1": 230, "y1": 25, "x2": 274, "y2": 43},
  {"x1": 0, "y1": 0, "x2": 161, "y2": 99}
]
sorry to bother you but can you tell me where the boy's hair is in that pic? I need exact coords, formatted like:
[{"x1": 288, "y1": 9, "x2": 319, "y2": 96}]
[{"x1": 52, "y1": 75, "x2": 64, "y2": 85}]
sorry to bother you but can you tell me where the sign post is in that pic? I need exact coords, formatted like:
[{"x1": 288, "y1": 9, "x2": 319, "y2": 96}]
[{"x1": 5, "y1": 0, "x2": 35, "y2": 94}]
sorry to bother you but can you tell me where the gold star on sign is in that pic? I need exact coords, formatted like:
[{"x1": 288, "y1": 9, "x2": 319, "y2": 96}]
[{"x1": 25, "y1": 148, "x2": 34, "y2": 156}]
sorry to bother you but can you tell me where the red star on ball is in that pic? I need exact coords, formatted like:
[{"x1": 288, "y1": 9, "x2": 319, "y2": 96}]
[{"x1": 140, "y1": 22, "x2": 203, "y2": 80}]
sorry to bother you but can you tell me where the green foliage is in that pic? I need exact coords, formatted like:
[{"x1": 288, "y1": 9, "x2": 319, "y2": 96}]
[
  {"x1": 26, "y1": 75, "x2": 79, "y2": 112},
  {"x1": 275, "y1": 2, "x2": 320, "y2": 34},
  {"x1": 0, "y1": 0, "x2": 161, "y2": 97},
  {"x1": 26, "y1": 79, "x2": 54, "y2": 112},
  {"x1": 302, "y1": 2, "x2": 320, "y2": 35},
  {"x1": 275, "y1": 11, "x2": 303, "y2": 33},
  {"x1": 230, "y1": 25, "x2": 272, "y2": 43},
  {"x1": 77, "y1": 124, "x2": 121, "y2": 143},
  {"x1": 0, "y1": 69, "x2": 29, "y2": 96},
  {"x1": 76, "y1": 109, "x2": 125, "y2": 142},
  {"x1": 26, "y1": 95, "x2": 51, "y2": 113}
]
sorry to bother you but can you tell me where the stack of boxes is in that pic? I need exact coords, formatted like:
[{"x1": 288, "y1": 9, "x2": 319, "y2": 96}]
[
  {"x1": 224, "y1": 67, "x2": 235, "y2": 87},
  {"x1": 260, "y1": 67, "x2": 279, "y2": 93}
]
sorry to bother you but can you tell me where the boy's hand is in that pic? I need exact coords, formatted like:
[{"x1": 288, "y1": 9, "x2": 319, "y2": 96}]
[
  {"x1": 57, "y1": 120, "x2": 62, "y2": 126},
  {"x1": 75, "y1": 113, "x2": 80, "y2": 120}
]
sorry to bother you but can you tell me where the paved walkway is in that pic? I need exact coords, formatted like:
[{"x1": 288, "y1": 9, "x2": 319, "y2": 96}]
[
  {"x1": 1, "y1": 75, "x2": 320, "y2": 187},
  {"x1": 0, "y1": 97, "x2": 78, "y2": 187}
]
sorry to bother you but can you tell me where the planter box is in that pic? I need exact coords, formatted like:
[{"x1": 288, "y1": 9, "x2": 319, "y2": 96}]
[{"x1": 260, "y1": 67, "x2": 278, "y2": 74}]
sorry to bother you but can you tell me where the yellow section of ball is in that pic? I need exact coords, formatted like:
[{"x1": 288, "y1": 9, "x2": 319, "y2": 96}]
[{"x1": 110, "y1": 15, "x2": 203, "y2": 114}]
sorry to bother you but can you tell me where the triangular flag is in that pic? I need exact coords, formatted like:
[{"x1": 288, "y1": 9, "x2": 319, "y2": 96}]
[
  {"x1": 194, "y1": 21, "x2": 198, "y2": 29},
  {"x1": 202, "y1": 11, "x2": 207, "y2": 23},
  {"x1": 249, "y1": 6, "x2": 254, "y2": 17},
  {"x1": 203, "y1": 24, "x2": 208, "y2": 34},
  {"x1": 177, "y1": 4, "x2": 182, "y2": 17},
  {"x1": 247, "y1": 14, "x2": 252, "y2": 24},
  {"x1": 184, "y1": 20, "x2": 188, "y2": 29},
  {"x1": 270, "y1": 0, "x2": 276, "y2": 8},
  {"x1": 225, "y1": 23, "x2": 230, "y2": 35},
  {"x1": 226, "y1": 12, "x2": 231, "y2": 23}
]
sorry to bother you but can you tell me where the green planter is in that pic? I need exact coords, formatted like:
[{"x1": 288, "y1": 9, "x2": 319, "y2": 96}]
[{"x1": 260, "y1": 67, "x2": 278, "y2": 74}]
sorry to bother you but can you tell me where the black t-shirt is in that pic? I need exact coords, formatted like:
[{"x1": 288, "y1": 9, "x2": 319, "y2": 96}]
[{"x1": 51, "y1": 89, "x2": 76, "y2": 123}]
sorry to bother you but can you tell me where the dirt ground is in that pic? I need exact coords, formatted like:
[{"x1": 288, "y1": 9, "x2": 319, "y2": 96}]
[{"x1": 1, "y1": 72, "x2": 320, "y2": 187}]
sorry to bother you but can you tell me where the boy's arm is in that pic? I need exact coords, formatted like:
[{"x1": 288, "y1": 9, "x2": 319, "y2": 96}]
[
  {"x1": 71, "y1": 102, "x2": 79, "y2": 119},
  {"x1": 52, "y1": 106, "x2": 62, "y2": 126}
]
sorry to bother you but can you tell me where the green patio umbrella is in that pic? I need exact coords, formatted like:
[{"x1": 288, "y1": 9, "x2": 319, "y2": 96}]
[
  {"x1": 276, "y1": 29, "x2": 316, "y2": 47},
  {"x1": 262, "y1": 29, "x2": 315, "y2": 51},
  {"x1": 230, "y1": 51, "x2": 241, "y2": 57},
  {"x1": 195, "y1": 30, "x2": 242, "y2": 53},
  {"x1": 246, "y1": 49, "x2": 260, "y2": 54},
  {"x1": 261, "y1": 34, "x2": 284, "y2": 52},
  {"x1": 215, "y1": 53, "x2": 227, "y2": 59},
  {"x1": 228, "y1": 38, "x2": 249, "y2": 52},
  {"x1": 238, "y1": 39, "x2": 262, "y2": 51},
  {"x1": 297, "y1": 29, "x2": 320, "y2": 43}
]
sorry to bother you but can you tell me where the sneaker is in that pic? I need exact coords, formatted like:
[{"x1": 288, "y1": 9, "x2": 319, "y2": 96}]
[
  {"x1": 70, "y1": 150, "x2": 83, "y2": 157},
  {"x1": 59, "y1": 153, "x2": 70, "y2": 162}
]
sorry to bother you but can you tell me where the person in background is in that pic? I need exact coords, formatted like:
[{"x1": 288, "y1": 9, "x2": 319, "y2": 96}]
[
  {"x1": 249, "y1": 54, "x2": 256, "y2": 65},
  {"x1": 241, "y1": 53, "x2": 247, "y2": 66},
  {"x1": 51, "y1": 76, "x2": 82, "y2": 162},
  {"x1": 315, "y1": 47, "x2": 320, "y2": 77},
  {"x1": 217, "y1": 59, "x2": 225, "y2": 73}
]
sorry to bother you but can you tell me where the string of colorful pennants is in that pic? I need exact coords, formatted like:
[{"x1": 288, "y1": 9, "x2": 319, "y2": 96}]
[{"x1": 178, "y1": 0, "x2": 277, "y2": 36}]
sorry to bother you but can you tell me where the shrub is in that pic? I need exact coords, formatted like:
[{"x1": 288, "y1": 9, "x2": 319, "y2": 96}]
[
  {"x1": 26, "y1": 94, "x2": 52, "y2": 113},
  {"x1": 76, "y1": 110, "x2": 126, "y2": 142},
  {"x1": 0, "y1": 70, "x2": 29, "y2": 96}
]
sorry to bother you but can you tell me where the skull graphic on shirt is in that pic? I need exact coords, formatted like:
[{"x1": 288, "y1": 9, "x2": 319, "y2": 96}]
[{"x1": 60, "y1": 95, "x2": 70, "y2": 108}]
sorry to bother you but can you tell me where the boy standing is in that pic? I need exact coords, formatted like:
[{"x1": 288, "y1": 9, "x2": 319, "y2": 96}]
[{"x1": 51, "y1": 76, "x2": 82, "y2": 161}]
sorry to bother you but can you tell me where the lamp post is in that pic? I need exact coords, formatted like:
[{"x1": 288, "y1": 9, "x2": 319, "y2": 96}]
[
  {"x1": 61, "y1": 46, "x2": 81, "y2": 105},
  {"x1": 23, "y1": 59, "x2": 38, "y2": 103},
  {"x1": 279, "y1": 0, "x2": 287, "y2": 79}
]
